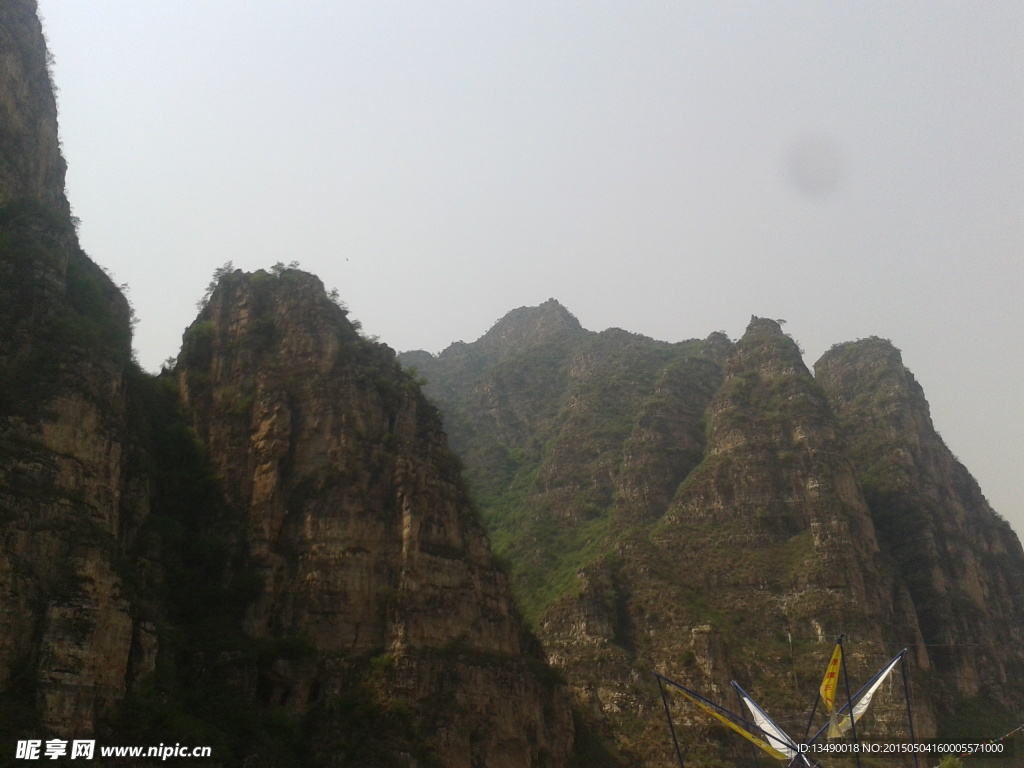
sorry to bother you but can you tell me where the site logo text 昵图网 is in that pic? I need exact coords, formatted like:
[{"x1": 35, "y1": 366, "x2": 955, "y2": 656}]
[{"x1": 15, "y1": 739, "x2": 213, "y2": 761}]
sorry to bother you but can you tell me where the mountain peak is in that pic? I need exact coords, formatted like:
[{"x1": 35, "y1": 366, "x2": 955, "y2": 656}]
[
  {"x1": 500, "y1": 298, "x2": 582, "y2": 332},
  {"x1": 474, "y1": 298, "x2": 585, "y2": 359},
  {"x1": 744, "y1": 315, "x2": 785, "y2": 335},
  {"x1": 727, "y1": 315, "x2": 807, "y2": 378},
  {"x1": 815, "y1": 335, "x2": 902, "y2": 371}
]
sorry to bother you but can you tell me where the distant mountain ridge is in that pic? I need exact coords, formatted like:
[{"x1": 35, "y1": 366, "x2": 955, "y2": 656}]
[{"x1": 400, "y1": 304, "x2": 1024, "y2": 766}]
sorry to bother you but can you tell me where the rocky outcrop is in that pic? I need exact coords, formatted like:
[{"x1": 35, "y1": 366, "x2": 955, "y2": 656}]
[
  {"x1": 0, "y1": 0, "x2": 69, "y2": 216},
  {"x1": 176, "y1": 268, "x2": 574, "y2": 766},
  {"x1": 645, "y1": 319, "x2": 933, "y2": 754},
  {"x1": 0, "y1": 231, "x2": 139, "y2": 742},
  {"x1": 660, "y1": 318, "x2": 890, "y2": 608},
  {"x1": 0, "y1": 247, "x2": 577, "y2": 763},
  {"x1": 816, "y1": 338, "x2": 1024, "y2": 710}
]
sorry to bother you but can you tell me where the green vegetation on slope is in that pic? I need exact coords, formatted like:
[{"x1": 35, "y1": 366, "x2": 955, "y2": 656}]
[
  {"x1": 433, "y1": 330, "x2": 718, "y2": 627},
  {"x1": 0, "y1": 200, "x2": 132, "y2": 419}
]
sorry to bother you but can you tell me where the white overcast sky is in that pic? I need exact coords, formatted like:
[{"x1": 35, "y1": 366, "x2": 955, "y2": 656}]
[{"x1": 38, "y1": 1, "x2": 1023, "y2": 532}]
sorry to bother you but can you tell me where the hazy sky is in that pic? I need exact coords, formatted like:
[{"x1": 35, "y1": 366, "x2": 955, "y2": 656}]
[{"x1": 38, "y1": 2, "x2": 1022, "y2": 532}]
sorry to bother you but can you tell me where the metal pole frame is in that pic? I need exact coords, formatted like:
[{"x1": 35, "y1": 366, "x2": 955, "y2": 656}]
[
  {"x1": 802, "y1": 693, "x2": 821, "y2": 743},
  {"x1": 735, "y1": 684, "x2": 763, "y2": 768},
  {"x1": 658, "y1": 675, "x2": 686, "y2": 768},
  {"x1": 838, "y1": 634, "x2": 862, "y2": 768},
  {"x1": 900, "y1": 654, "x2": 919, "y2": 768}
]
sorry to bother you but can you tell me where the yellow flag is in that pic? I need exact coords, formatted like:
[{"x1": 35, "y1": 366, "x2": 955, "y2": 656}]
[
  {"x1": 819, "y1": 644, "x2": 843, "y2": 711},
  {"x1": 674, "y1": 688, "x2": 790, "y2": 760}
]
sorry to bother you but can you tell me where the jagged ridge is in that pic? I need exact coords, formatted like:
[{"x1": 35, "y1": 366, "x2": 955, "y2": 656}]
[{"x1": 401, "y1": 309, "x2": 1024, "y2": 765}]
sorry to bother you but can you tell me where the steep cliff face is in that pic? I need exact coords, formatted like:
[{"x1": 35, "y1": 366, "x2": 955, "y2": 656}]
[
  {"x1": 401, "y1": 310, "x2": 742, "y2": 764},
  {"x1": 816, "y1": 339, "x2": 1024, "y2": 722},
  {"x1": 0, "y1": 0, "x2": 68, "y2": 216},
  {"x1": 658, "y1": 318, "x2": 894, "y2": 618},
  {"x1": 638, "y1": 319, "x2": 932, "y2": 759},
  {"x1": 175, "y1": 268, "x2": 574, "y2": 767},
  {"x1": 0, "y1": 166, "x2": 141, "y2": 745},
  {"x1": 535, "y1": 319, "x2": 931, "y2": 766},
  {"x1": 0, "y1": 249, "x2": 577, "y2": 763},
  {"x1": 405, "y1": 309, "x2": 1024, "y2": 765},
  {"x1": 0, "y1": 1, "x2": 143, "y2": 741}
]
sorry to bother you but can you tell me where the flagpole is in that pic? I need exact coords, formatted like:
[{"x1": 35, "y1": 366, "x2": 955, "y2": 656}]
[
  {"x1": 802, "y1": 692, "x2": 820, "y2": 742},
  {"x1": 735, "y1": 685, "x2": 762, "y2": 768},
  {"x1": 900, "y1": 655, "x2": 919, "y2": 768},
  {"x1": 800, "y1": 694, "x2": 823, "y2": 768},
  {"x1": 838, "y1": 634, "x2": 862, "y2": 768},
  {"x1": 657, "y1": 675, "x2": 686, "y2": 768}
]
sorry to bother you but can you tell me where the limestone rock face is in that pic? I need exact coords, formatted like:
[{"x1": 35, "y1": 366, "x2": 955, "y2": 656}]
[
  {"x1": 0, "y1": 219, "x2": 139, "y2": 739},
  {"x1": 816, "y1": 338, "x2": 1024, "y2": 706},
  {"x1": 176, "y1": 269, "x2": 574, "y2": 767},
  {"x1": 644, "y1": 319, "x2": 933, "y2": 749},
  {"x1": 0, "y1": 120, "x2": 139, "y2": 742},
  {"x1": 661, "y1": 318, "x2": 889, "y2": 610},
  {"x1": 0, "y1": 0, "x2": 69, "y2": 216},
  {"x1": 4, "y1": 3, "x2": 1023, "y2": 762}
]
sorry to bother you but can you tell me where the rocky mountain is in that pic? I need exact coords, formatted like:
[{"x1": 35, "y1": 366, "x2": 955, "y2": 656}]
[
  {"x1": 816, "y1": 340, "x2": 1024, "y2": 711},
  {"x1": 172, "y1": 268, "x2": 574, "y2": 766},
  {"x1": 4, "y1": 3, "x2": 1022, "y2": 766},
  {"x1": 0, "y1": 4, "x2": 574, "y2": 765},
  {"x1": 401, "y1": 306, "x2": 1024, "y2": 766}
]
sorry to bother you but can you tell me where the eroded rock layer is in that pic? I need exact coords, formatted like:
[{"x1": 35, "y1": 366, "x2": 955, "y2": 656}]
[{"x1": 0, "y1": 0, "x2": 68, "y2": 216}]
